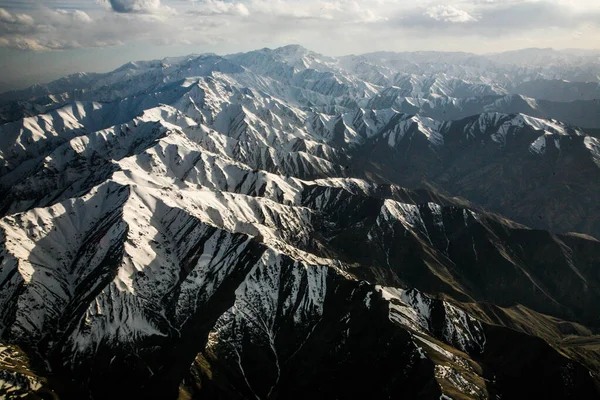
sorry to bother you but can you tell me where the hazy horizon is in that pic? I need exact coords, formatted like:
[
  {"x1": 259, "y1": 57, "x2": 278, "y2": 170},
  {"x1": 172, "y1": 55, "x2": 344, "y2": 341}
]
[
  {"x1": 2, "y1": 44, "x2": 600, "y2": 94},
  {"x1": 1, "y1": 0, "x2": 600, "y2": 92}
]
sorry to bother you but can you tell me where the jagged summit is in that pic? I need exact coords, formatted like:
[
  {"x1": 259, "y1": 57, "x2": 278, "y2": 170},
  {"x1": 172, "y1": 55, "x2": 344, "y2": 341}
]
[{"x1": 273, "y1": 43, "x2": 309, "y2": 53}]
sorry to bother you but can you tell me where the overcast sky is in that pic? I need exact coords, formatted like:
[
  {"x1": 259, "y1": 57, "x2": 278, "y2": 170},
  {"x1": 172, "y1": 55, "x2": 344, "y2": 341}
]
[{"x1": 0, "y1": 0, "x2": 599, "y2": 91}]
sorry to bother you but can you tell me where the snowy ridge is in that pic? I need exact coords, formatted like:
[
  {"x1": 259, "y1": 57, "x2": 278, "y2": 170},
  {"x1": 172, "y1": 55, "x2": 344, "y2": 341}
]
[
  {"x1": 378, "y1": 285, "x2": 487, "y2": 399},
  {"x1": 584, "y1": 136, "x2": 600, "y2": 166},
  {"x1": 378, "y1": 286, "x2": 485, "y2": 354}
]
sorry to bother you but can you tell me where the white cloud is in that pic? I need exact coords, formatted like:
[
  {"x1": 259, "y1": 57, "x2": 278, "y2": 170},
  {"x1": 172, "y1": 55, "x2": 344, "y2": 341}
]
[
  {"x1": 425, "y1": 5, "x2": 477, "y2": 23},
  {"x1": 0, "y1": 8, "x2": 11, "y2": 22},
  {"x1": 192, "y1": 0, "x2": 250, "y2": 16},
  {"x1": 0, "y1": 7, "x2": 137, "y2": 50},
  {"x1": 0, "y1": 0, "x2": 598, "y2": 55},
  {"x1": 0, "y1": 7, "x2": 35, "y2": 26},
  {"x1": 57, "y1": 9, "x2": 93, "y2": 23}
]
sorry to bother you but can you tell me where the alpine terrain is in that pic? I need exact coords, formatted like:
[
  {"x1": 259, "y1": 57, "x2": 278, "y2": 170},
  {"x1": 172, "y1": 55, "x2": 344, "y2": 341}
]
[{"x1": 1, "y1": 45, "x2": 600, "y2": 399}]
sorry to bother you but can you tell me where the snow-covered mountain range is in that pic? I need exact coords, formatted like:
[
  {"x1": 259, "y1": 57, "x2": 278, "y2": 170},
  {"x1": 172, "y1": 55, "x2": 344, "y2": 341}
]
[{"x1": 1, "y1": 45, "x2": 600, "y2": 399}]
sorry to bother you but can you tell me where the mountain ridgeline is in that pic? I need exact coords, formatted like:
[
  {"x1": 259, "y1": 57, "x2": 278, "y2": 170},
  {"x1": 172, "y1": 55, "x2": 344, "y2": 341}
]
[{"x1": 1, "y1": 45, "x2": 600, "y2": 399}]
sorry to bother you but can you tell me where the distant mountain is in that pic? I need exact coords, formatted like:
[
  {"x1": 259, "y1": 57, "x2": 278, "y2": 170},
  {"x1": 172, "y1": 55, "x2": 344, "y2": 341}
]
[{"x1": 1, "y1": 45, "x2": 600, "y2": 399}]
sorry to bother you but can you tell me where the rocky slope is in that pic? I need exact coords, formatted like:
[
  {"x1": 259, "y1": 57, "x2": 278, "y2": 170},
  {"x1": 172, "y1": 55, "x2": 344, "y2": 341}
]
[{"x1": 1, "y1": 45, "x2": 600, "y2": 399}]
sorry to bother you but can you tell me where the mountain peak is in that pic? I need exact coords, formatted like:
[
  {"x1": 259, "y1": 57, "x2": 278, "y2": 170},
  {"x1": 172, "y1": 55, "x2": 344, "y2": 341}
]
[{"x1": 274, "y1": 44, "x2": 309, "y2": 54}]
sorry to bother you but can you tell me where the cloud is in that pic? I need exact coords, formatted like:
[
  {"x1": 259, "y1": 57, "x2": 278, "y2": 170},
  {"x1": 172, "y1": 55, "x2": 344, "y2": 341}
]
[
  {"x1": 104, "y1": 0, "x2": 161, "y2": 13},
  {"x1": 0, "y1": 7, "x2": 40, "y2": 40},
  {"x1": 387, "y1": 0, "x2": 600, "y2": 37},
  {"x1": 243, "y1": 0, "x2": 386, "y2": 23},
  {"x1": 425, "y1": 5, "x2": 477, "y2": 23},
  {"x1": 191, "y1": 0, "x2": 250, "y2": 16},
  {"x1": 0, "y1": 7, "x2": 133, "y2": 50},
  {"x1": 56, "y1": 9, "x2": 93, "y2": 23},
  {"x1": 473, "y1": 1, "x2": 600, "y2": 32},
  {"x1": 0, "y1": 7, "x2": 35, "y2": 26},
  {"x1": 0, "y1": 0, "x2": 598, "y2": 56}
]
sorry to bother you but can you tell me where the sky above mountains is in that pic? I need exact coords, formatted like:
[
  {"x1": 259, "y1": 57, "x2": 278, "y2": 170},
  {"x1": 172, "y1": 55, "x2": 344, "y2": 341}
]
[{"x1": 0, "y1": 0, "x2": 599, "y2": 91}]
